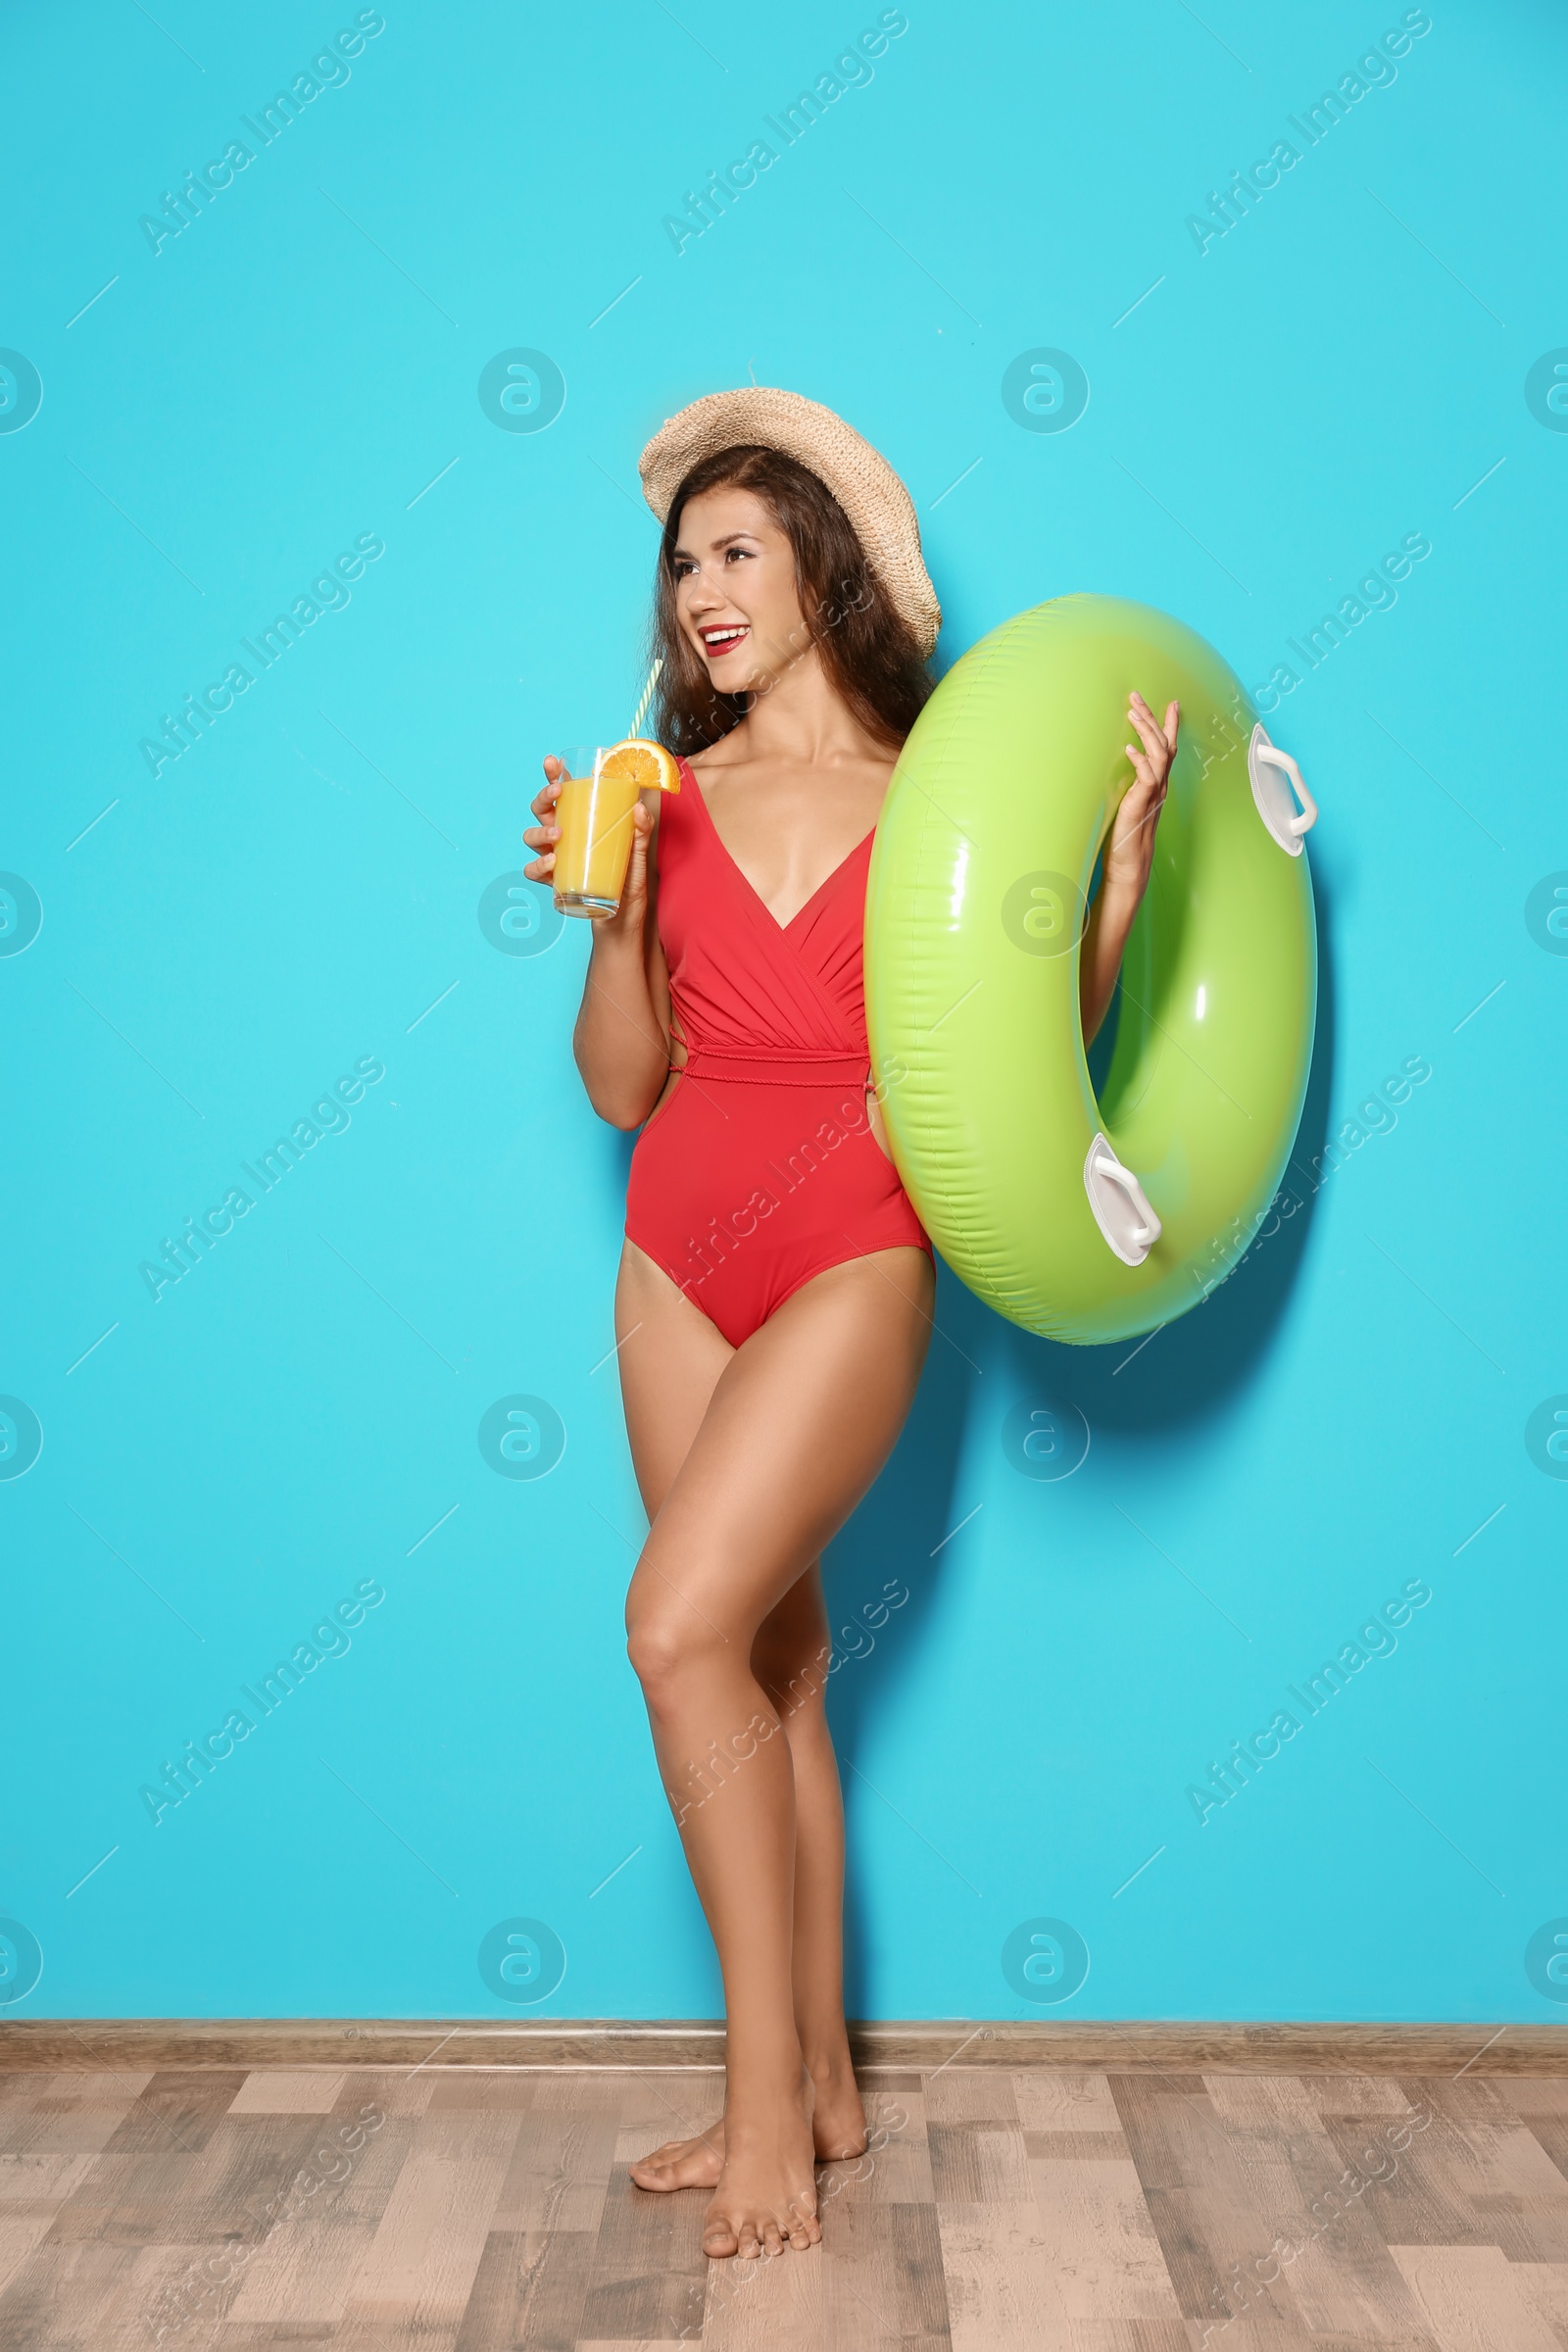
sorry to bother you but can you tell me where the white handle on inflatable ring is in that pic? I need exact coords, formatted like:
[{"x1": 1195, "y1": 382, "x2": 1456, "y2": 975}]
[
  {"x1": 1083, "y1": 1132, "x2": 1162, "y2": 1266},
  {"x1": 1257, "y1": 746, "x2": 1318, "y2": 834},
  {"x1": 1249, "y1": 724, "x2": 1318, "y2": 856}
]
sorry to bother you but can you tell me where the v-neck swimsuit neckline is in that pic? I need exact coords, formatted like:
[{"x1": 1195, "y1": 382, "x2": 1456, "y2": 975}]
[{"x1": 678, "y1": 757, "x2": 877, "y2": 936}]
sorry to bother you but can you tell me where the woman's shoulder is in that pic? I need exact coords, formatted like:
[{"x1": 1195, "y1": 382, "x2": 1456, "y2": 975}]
[
  {"x1": 665, "y1": 752, "x2": 702, "y2": 807},
  {"x1": 651, "y1": 758, "x2": 698, "y2": 855}
]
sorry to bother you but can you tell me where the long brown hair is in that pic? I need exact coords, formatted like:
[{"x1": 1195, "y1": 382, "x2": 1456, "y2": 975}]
[{"x1": 649, "y1": 445, "x2": 933, "y2": 757}]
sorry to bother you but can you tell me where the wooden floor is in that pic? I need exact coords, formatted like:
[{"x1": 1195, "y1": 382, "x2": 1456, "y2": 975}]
[{"x1": 2, "y1": 2062, "x2": 1567, "y2": 2348}]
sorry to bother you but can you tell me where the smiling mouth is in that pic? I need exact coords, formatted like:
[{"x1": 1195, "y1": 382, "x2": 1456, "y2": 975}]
[{"x1": 699, "y1": 624, "x2": 751, "y2": 660}]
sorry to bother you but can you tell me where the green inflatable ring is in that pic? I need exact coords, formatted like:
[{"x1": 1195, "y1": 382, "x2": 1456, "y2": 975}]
[{"x1": 864, "y1": 594, "x2": 1319, "y2": 1345}]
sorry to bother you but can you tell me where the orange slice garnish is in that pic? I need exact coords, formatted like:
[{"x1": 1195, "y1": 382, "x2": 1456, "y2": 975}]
[{"x1": 599, "y1": 737, "x2": 680, "y2": 793}]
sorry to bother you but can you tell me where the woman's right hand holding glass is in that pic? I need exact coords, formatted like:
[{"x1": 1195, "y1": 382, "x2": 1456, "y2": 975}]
[
  {"x1": 522, "y1": 755, "x2": 657, "y2": 940},
  {"x1": 521, "y1": 757, "x2": 564, "y2": 887}
]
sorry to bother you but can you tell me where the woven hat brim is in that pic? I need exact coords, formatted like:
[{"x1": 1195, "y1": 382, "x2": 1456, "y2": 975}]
[{"x1": 638, "y1": 388, "x2": 941, "y2": 658}]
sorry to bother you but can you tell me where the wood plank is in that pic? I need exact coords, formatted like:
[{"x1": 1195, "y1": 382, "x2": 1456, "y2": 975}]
[
  {"x1": 1202, "y1": 2075, "x2": 1325, "y2": 2129},
  {"x1": 1513, "y1": 2263, "x2": 1568, "y2": 2350},
  {"x1": 0, "y1": 2077, "x2": 156, "y2": 2158},
  {"x1": 1200, "y1": 2068, "x2": 1443, "y2": 2344},
  {"x1": 924, "y1": 2071, "x2": 1026, "y2": 2127},
  {"x1": 1389, "y1": 2242, "x2": 1562, "y2": 2352},
  {"x1": 212, "y1": 2328, "x2": 337, "y2": 2345},
  {"x1": 1415, "y1": 2082, "x2": 1568, "y2": 2259},
  {"x1": 0, "y1": 2151, "x2": 98, "y2": 2207},
  {"x1": 1528, "y1": 2117, "x2": 1568, "y2": 2187},
  {"x1": 176, "y1": 2113, "x2": 366, "y2": 2249},
  {"x1": 1504, "y1": 2083, "x2": 1568, "y2": 2119},
  {"x1": 925, "y1": 2069, "x2": 1030, "y2": 2206},
  {"x1": 0, "y1": 2150, "x2": 100, "y2": 2300},
  {"x1": 328, "y1": 2067, "x2": 439, "y2": 2124},
  {"x1": 1273, "y1": 2211, "x2": 1440, "y2": 2347},
  {"x1": 1305, "y1": 2075, "x2": 1433, "y2": 2117},
  {"x1": 40, "y1": 2150, "x2": 203, "y2": 2246},
  {"x1": 327, "y1": 2106, "x2": 523, "y2": 2346},
  {"x1": 1319, "y1": 2082, "x2": 1568, "y2": 2262},
  {"x1": 933, "y1": 2199, "x2": 1083, "y2": 2349},
  {"x1": 425, "y1": 2075, "x2": 543, "y2": 2113},
  {"x1": 223, "y1": 2112, "x2": 416, "y2": 2328},
  {"x1": 1061, "y1": 2327, "x2": 1192, "y2": 2351},
  {"x1": 1420, "y1": 2077, "x2": 1566, "y2": 2129},
  {"x1": 1109, "y1": 2070, "x2": 1331, "y2": 2347},
  {"x1": 1194, "y1": 2090, "x2": 1439, "y2": 2349},
  {"x1": 450, "y1": 2226, "x2": 594, "y2": 2350},
  {"x1": 847, "y1": 2086, "x2": 936, "y2": 2205},
  {"x1": 228, "y1": 2070, "x2": 347, "y2": 2116},
  {"x1": 809, "y1": 2075, "x2": 950, "y2": 2345},
  {"x1": 824, "y1": 2191, "x2": 950, "y2": 2346},
  {"x1": 697, "y1": 2228, "x2": 822, "y2": 2351},
  {"x1": 1012, "y1": 2069, "x2": 1123, "y2": 2134},
  {"x1": 1025, "y1": 2132, "x2": 1132, "y2": 2162},
  {"x1": 486, "y1": 2106, "x2": 618, "y2": 2233},
  {"x1": 1301, "y1": 2109, "x2": 1483, "y2": 2250},
  {"x1": 0, "y1": 2202, "x2": 81, "y2": 2300},
  {"x1": 114, "y1": 2234, "x2": 255, "y2": 2349},
  {"x1": 523, "y1": 2070, "x2": 639, "y2": 2117},
  {"x1": 0, "y1": 2237, "x2": 145, "y2": 2346},
  {"x1": 104, "y1": 2245, "x2": 257, "y2": 2350},
  {"x1": 1027, "y1": 2151, "x2": 1188, "y2": 2329},
  {"x1": 104, "y1": 2069, "x2": 250, "y2": 2155},
  {"x1": 578, "y1": 2107, "x2": 710, "y2": 2347},
  {"x1": 927, "y1": 2121, "x2": 1032, "y2": 2206}
]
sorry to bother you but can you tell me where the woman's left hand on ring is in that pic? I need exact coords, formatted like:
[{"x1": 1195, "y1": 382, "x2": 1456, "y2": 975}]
[{"x1": 1106, "y1": 691, "x2": 1178, "y2": 900}]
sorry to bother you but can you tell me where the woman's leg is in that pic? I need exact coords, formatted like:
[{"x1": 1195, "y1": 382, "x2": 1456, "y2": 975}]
[
  {"x1": 749, "y1": 1567, "x2": 865, "y2": 2162},
  {"x1": 614, "y1": 1241, "x2": 734, "y2": 2195},
  {"x1": 626, "y1": 1562, "x2": 864, "y2": 2189},
  {"x1": 615, "y1": 1247, "x2": 867, "y2": 2192},
  {"x1": 621, "y1": 1241, "x2": 933, "y2": 2258},
  {"x1": 614, "y1": 1239, "x2": 736, "y2": 1518}
]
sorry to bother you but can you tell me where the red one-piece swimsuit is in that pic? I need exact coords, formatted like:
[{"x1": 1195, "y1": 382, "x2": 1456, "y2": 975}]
[{"x1": 623, "y1": 757, "x2": 934, "y2": 1347}]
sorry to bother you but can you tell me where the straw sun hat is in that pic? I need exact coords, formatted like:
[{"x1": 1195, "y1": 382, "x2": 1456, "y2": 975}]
[{"x1": 637, "y1": 387, "x2": 942, "y2": 657}]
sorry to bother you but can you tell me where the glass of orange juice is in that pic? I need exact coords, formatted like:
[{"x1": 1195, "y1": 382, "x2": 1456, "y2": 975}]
[
  {"x1": 552, "y1": 746, "x2": 640, "y2": 918},
  {"x1": 550, "y1": 740, "x2": 680, "y2": 917}
]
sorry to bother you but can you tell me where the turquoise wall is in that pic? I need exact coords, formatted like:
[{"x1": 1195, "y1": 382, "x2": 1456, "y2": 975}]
[{"x1": 3, "y1": 0, "x2": 1564, "y2": 2023}]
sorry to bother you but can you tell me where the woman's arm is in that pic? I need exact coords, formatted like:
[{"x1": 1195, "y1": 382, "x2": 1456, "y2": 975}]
[
  {"x1": 1080, "y1": 692, "x2": 1178, "y2": 1047},
  {"x1": 524, "y1": 764, "x2": 669, "y2": 1130}
]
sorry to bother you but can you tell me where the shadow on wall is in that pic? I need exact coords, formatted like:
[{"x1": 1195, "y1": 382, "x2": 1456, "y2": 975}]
[
  {"x1": 826, "y1": 873, "x2": 1336, "y2": 2013},
  {"x1": 827, "y1": 1271, "x2": 976, "y2": 2022},
  {"x1": 1034, "y1": 866, "x2": 1337, "y2": 1434},
  {"x1": 594, "y1": 881, "x2": 1333, "y2": 2015}
]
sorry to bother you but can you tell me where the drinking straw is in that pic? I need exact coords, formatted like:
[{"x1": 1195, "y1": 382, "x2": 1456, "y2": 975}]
[{"x1": 627, "y1": 656, "x2": 663, "y2": 740}]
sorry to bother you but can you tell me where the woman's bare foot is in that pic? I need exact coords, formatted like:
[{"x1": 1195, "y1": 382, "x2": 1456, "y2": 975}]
[
  {"x1": 702, "y1": 2095, "x2": 819, "y2": 2259},
  {"x1": 807, "y1": 2060, "x2": 867, "y2": 2162},
  {"x1": 631, "y1": 2055, "x2": 866, "y2": 2192},
  {"x1": 628, "y1": 2125, "x2": 724, "y2": 2193}
]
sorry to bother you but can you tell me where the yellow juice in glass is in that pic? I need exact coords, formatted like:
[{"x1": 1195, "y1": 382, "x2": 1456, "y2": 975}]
[{"x1": 553, "y1": 757, "x2": 640, "y2": 917}]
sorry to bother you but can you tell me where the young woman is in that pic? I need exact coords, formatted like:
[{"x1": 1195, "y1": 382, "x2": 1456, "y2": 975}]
[{"x1": 524, "y1": 391, "x2": 1176, "y2": 2262}]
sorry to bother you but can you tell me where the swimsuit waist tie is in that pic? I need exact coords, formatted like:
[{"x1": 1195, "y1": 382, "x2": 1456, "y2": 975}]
[{"x1": 678, "y1": 1047, "x2": 871, "y2": 1088}]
